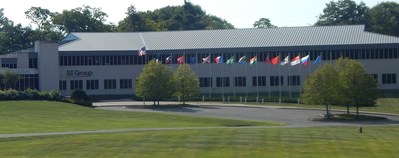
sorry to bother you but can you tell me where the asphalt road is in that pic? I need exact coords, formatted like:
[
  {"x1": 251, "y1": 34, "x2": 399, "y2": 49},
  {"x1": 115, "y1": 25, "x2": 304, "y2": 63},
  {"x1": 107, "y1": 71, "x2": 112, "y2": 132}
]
[{"x1": 95, "y1": 102, "x2": 399, "y2": 127}]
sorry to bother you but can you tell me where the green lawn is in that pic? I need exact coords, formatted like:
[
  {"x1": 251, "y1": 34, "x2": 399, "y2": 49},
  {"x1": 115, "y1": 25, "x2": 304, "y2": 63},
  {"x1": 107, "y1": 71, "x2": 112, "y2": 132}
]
[
  {"x1": 1, "y1": 126, "x2": 398, "y2": 157},
  {"x1": 241, "y1": 98, "x2": 399, "y2": 114},
  {"x1": 0, "y1": 101, "x2": 277, "y2": 134}
]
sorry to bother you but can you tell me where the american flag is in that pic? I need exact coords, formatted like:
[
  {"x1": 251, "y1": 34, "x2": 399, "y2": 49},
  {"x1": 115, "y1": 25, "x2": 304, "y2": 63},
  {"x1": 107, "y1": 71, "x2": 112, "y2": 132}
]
[{"x1": 138, "y1": 46, "x2": 146, "y2": 56}]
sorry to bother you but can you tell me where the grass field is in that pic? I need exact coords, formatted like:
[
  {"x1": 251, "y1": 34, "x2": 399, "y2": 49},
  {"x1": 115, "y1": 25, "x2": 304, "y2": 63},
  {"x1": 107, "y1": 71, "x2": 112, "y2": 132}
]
[
  {"x1": 1, "y1": 126, "x2": 398, "y2": 157},
  {"x1": 242, "y1": 98, "x2": 399, "y2": 114},
  {"x1": 1, "y1": 100, "x2": 398, "y2": 157},
  {"x1": 0, "y1": 101, "x2": 277, "y2": 134}
]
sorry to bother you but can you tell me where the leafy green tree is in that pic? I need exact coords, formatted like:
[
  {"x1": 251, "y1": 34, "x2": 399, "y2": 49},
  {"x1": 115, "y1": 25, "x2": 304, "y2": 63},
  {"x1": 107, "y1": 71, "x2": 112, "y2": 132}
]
[
  {"x1": 315, "y1": 0, "x2": 369, "y2": 26},
  {"x1": 173, "y1": 64, "x2": 200, "y2": 105},
  {"x1": 336, "y1": 58, "x2": 378, "y2": 117},
  {"x1": 369, "y1": 2, "x2": 399, "y2": 37},
  {"x1": 25, "y1": 7, "x2": 63, "y2": 41},
  {"x1": 0, "y1": 17, "x2": 34, "y2": 54},
  {"x1": 2, "y1": 70, "x2": 20, "y2": 90},
  {"x1": 51, "y1": 5, "x2": 113, "y2": 33},
  {"x1": 253, "y1": 18, "x2": 276, "y2": 28},
  {"x1": 135, "y1": 60, "x2": 175, "y2": 106},
  {"x1": 302, "y1": 64, "x2": 340, "y2": 118}
]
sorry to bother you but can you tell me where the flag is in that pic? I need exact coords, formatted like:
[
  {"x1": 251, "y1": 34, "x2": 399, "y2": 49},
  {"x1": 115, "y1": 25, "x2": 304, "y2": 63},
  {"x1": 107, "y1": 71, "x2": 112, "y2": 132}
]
[
  {"x1": 291, "y1": 55, "x2": 301, "y2": 66},
  {"x1": 301, "y1": 55, "x2": 310, "y2": 65},
  {"x1": 165, "y1": 55, "x2": 172, "y2": 64},
  {"x1": 271, "y1": 55, "x2": 280, "y2": 65},
  {"x1": 202, "y1": 55, "x2": 211, "y2": 64},
  {"x1": 226, "y1": 56, "x2": 234, "y2": 64},
  {"x1": 313, "y1": 55, "x2": 321, "y2": 64},
  {"x1": 189, "y1": 56, "x2": 196, "y2": 64},
  {"x1": 280, "y1": 55, "x2": 290, "y2": 65},
  {"x1": 265, "y1": 54, "x2": 270, "y2": 64},
  {"x1": 214, "y1": 55, "x2": 223, "y2": 64},
  {"x1": 238, "y1": 56, "x2": 246, "y2": 64},
  {"x1": 177, "y1": 55, "x2": 184, "y2": 64},
  {"x1": 250, "y1": 56, "x2": 257, "y2": 65},
  {"x1": 138, "y1": 46, "x2": 146, "y2": 56}
]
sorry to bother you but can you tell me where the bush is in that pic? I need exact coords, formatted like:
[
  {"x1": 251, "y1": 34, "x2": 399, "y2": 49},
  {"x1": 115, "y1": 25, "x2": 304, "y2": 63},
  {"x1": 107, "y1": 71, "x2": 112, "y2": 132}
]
[
  {"x1": 70, "y1": 90, "x2": 92, "y2": 107},
  {"x1": 0, "y1": 89, "x2": 60, "y2": 101}
]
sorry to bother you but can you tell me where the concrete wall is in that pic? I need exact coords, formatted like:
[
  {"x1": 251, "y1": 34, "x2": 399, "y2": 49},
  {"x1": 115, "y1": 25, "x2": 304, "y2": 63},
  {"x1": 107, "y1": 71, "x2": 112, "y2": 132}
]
[{"x1": 36, "y1": 41, "x2": 59, "y2": 91}]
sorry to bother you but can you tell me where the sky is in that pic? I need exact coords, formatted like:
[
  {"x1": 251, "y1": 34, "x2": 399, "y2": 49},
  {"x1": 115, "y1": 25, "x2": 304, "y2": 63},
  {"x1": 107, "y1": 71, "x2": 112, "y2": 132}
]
[{"x1": 0, "y1": 0, "x2": 384, "y2": 28}]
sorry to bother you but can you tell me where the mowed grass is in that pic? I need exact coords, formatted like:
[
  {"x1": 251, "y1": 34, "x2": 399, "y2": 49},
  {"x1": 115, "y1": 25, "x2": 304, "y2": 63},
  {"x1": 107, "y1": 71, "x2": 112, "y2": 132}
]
[
  {"x1": 247, "y1": 98, "x2": 399, "y2": 114},
  {"x1": 1, "y1": 126, "x2": 398, "y2": 158},
  {"x1": 0, "y1": 101, "x2": 277, "y2": 134}
]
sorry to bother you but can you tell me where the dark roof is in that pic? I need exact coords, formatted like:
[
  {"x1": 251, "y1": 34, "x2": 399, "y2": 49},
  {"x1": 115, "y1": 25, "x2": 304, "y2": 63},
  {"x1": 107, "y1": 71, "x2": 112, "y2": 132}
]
[{"x1": 59, "y1": 25, "x2": 399, "y2": 52}]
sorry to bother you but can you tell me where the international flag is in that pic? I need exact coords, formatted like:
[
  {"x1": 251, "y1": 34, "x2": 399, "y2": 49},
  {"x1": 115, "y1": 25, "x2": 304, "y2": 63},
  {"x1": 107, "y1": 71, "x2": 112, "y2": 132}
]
[
  {"x1": 226, "y1": 56, "x2": 234, "y2": 64},
  {"x1": 214, "y1": 55, "x2": 223, "y2": 64},
  {"x1": 238, "y1": 56, "x2": 246, "y2": 64},
  {"x1": 189, "y1": 56, "x2": 196, "y2": 64},
  {"x1": 280, "y1": 55, "x2": 290, "y2": 65},
  {"x1": 138, "y1": 46, "x2": 146, "y2": 56},
  {"x1": 265, "y1": 54, "x2": 270, "y2": 64},
  {"x1": 202, "y1": 55, "x2": 211, "y2": 64},
  {"x1": 301, "y1": 55, "x2": 310, "y2": 65},
  {"x1": 313, "y1": 55, "x2": 321, "y2": 64},
  {"x1": 177, "y1": 55, "x2": 184, "y2": 64},
  {"x1": 165, "y1": 55, "x2": 172, "y2": 64},
  {"x1": 271, "y1": 55, "x2": 280, "y2": 65},
  {"x1": 291, "y1": 55, "x2": 301, "y2": 66},
  {"x1": 250, "y1": 56, "x2": 257, "y2": 65}
]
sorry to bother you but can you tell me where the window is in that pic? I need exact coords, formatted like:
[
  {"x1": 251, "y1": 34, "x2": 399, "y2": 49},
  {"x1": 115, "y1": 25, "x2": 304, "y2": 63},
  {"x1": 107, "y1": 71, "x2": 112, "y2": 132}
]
[
  {"x1": 288, "y1": 76, "x2": 300, "y2": 86},
  {"x1": 59, "y1": 80, "x2": 67, "y2": 90},
  {"x1": 270, "y1": 76, "x2": 283, "y2": 86},
  {"x1": 1, "y1": 64, "x2": 17, "y2": 69},
  {"x1": 216, "y1": 77, "x2": 229, "y2": 87},
  {"x1": 70, "y1": 80, "x2": 83, "y2": 90},
  {"x1": 252, "y1": 76, "x2": 266, "y2": 86},
  {"x1": 199, "y1": 77, "x2": 212, "y2": 87},
  {"x1": 370, "y1": 74, "x2": 378, "y2": 83},
  {"x1": 120, "y1": 79, "x2": 132, "y2": 89},
  {"x1": 234, "y1": 76, "x2": 246, "y2": 87},
  {"x1": 104, "y1": 79, "x2": 117, "y2": 89},
  {"x1": 29, "y1": 58, "x2": 38, "y2": 68},
  {"x1": 86, "y1": 80, "x2": 99, "y2": 90},
  {"x1": 382, "y1": 74, "x2": 397, "y2": 84}
]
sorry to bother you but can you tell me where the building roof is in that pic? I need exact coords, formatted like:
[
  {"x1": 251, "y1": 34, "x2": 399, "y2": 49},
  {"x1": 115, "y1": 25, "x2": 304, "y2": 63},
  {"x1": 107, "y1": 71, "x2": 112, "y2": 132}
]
[{"x1": 59, "y1": 25, "x2": 399, "y2": 52}]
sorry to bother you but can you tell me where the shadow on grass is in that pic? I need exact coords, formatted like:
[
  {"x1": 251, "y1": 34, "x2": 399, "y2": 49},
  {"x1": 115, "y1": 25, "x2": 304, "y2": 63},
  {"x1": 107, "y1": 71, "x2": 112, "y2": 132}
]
[
  {"x1": 312, "y1": 114, "x2": 399, "y2": 125},
  {"x1": 124, "y1": 104, "x2": 220, "y2": 113}
]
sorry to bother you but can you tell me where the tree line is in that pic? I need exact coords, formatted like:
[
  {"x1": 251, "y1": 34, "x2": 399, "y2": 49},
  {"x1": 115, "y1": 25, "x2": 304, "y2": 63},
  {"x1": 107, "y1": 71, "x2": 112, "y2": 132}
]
[
  {"x1": 256, "y1": 0, "x2": 399, "y2": 37},
  {"x1": 1, "y1": 0, "x2": 399, "y2": 55}
]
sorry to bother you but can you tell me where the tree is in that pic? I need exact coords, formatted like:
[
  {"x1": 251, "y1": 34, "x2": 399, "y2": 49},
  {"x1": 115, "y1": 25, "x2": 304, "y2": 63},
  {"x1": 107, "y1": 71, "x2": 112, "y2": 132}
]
[
  {"x1": 335, "y1": 58, "x2": 378, "y2": 117},
  {"x1": 135, "y1": 60, "x2": 175, "y2": 106},
  {"x1": 173, "y1": 64, "x2": 200, "y2": 105},
  {"x1": 51, "y1": 5, "x2": 113, "y2": 33},
  {"x1": 25, "y1": 7, "x2": 63, "y2": 41},
  {"x1": 302, "y1": 64, "x2": 340, "y2": 119},
  {"x1": 25, "y1": 7, "x2": 52, "y2": 31},
  {"x1": 253, "y1": 18, "x2": 276, "y2": 28},
  {"x1": 2, "y1": 70, "x2": 20, "y2": 90},
  {"x1": 315, "y1": 0, "x2": 369, "y2": 26},
  {"x1": 369, "y1": 2, "x2": 399, "y2": 37}
]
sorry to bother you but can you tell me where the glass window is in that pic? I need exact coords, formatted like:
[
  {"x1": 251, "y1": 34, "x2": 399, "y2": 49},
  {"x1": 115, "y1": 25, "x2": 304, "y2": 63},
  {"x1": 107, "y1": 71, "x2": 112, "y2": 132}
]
[
  {"x1": 120, "y1": 79, "x2": 132, "y2": 89},
  {"x1": 234, "y1": 76, "x2": 246, "y2": 87},
  {"x1": 199, "y1": 77, "x2": 212, "y2": 87},
  {"x1": 104, "y1": 79, "x2": 117, "y2": 89}
]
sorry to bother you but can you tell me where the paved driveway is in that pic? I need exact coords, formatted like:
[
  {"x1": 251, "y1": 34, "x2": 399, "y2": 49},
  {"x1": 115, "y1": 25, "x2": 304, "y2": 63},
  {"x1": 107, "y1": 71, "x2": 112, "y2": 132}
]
[{"x1": 95, "y1": 101, "x2": 399, "y2": 127}]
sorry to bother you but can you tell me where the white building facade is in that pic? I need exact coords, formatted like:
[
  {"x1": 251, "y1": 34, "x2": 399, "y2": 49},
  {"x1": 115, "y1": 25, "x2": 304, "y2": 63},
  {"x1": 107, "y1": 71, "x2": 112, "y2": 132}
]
[{"x1": 1, "y1": 25, "x2": 398, "y2": 97}]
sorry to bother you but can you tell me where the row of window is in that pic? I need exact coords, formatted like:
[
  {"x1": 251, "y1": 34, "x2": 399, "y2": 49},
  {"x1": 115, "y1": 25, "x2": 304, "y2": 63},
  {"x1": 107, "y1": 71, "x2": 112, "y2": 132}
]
[
  {"x1": 200, "y1": 76, "x2": 301, "y2": 88},
  {"x1": 199, "y1": 73, "x2": 397, "y2": 88},
  {"x1": 59, "y1": 79, "x2": 133, "y2": 91},
  {"x1": 58, "y1": 48, "x2": 399, "y2": 66},
  {"x1": 1, "y1": 63, "x2": 17, "y2": 69},
  {"x1": 0, "y1": 74, "x2": 39, "y2": 90}
]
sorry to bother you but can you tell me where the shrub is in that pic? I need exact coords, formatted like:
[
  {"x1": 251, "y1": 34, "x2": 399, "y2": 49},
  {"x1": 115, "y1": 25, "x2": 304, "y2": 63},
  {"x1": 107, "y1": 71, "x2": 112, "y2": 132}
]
[{"x1": 70, "y1": 90, "x2": 92, "y2": 107}]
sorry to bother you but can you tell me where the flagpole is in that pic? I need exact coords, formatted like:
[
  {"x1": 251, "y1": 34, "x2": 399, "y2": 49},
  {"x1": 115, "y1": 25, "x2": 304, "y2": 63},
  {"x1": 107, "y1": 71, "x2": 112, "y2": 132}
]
[
  {"x1": 289, "y1": 53, "x2": 292, "y2": 99},
  {"x1": 256, "y1": 53, "x2": 259, "y2": 100},
  {"x1": 268, "y1": 53, "x2": 271, "y2": 99},
  {"x1": 279, "y1": 53, "x2": 281, "y2": 104}
]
